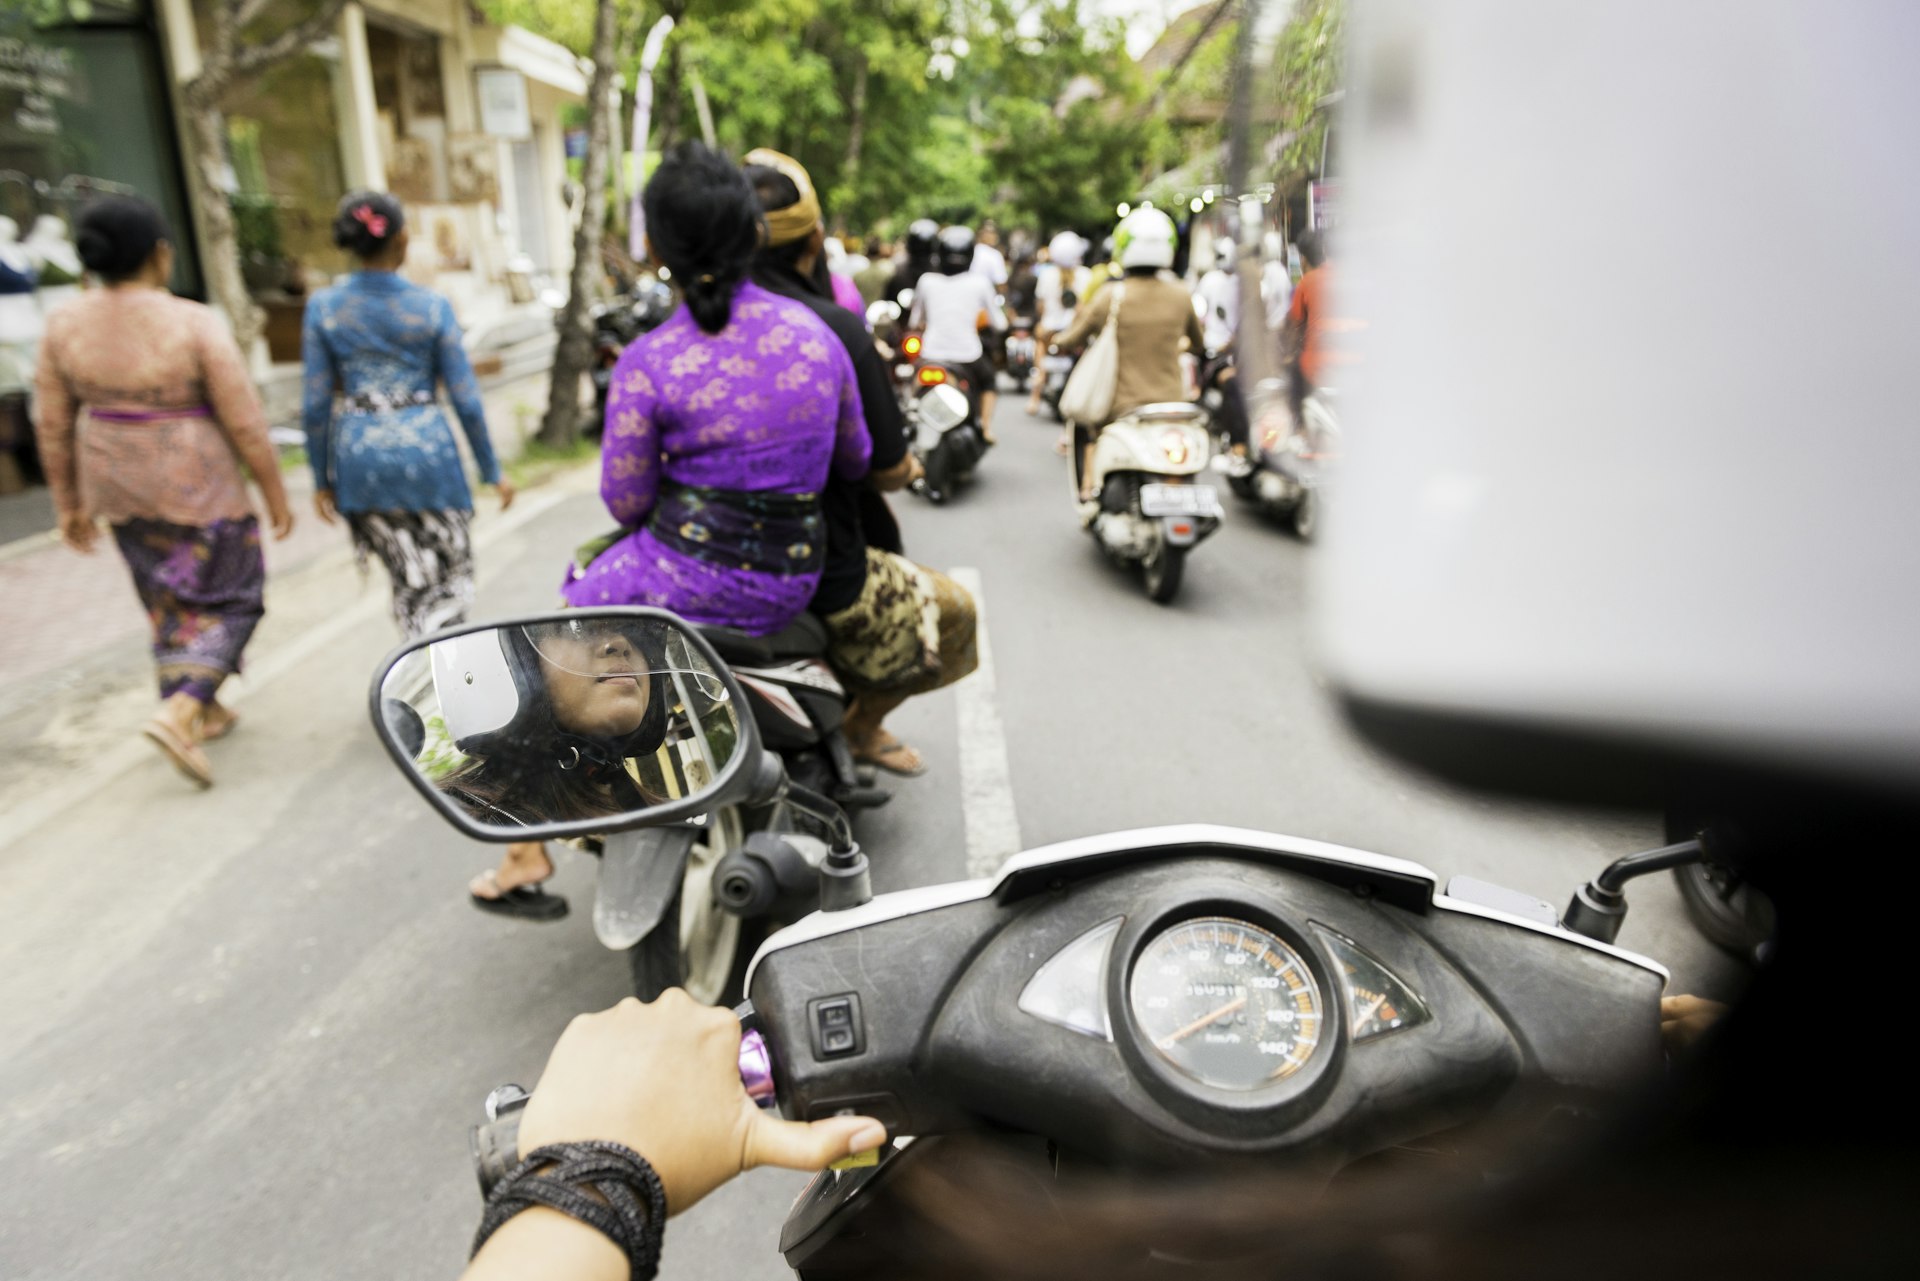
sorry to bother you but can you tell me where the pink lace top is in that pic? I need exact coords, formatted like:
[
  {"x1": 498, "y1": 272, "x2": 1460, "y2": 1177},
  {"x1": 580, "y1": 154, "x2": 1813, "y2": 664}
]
[{"x1": 33, "y1": 288, "x2": 276, "y2": 527}]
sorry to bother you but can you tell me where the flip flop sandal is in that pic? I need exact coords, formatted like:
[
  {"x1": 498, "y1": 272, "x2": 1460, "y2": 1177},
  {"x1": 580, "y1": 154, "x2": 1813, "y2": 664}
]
[
  {"x1": 200, "y1": 710, "x2": 240, "y2": 742},
  {"x1": 469, "y1": 869, "x2": 570, "y2": 922},
  {"x1": 853, "y1": 736, "x2": 929, "y2": 779},
  {"x1": 143, "y1": 717, "x2": 213, "y2": 789}
]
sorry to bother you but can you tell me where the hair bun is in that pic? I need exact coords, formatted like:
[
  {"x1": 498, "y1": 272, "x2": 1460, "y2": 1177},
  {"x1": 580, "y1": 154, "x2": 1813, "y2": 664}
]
[
  {"x1": 332, "y1": 190, "x2": 407, "y2": 260},
  {"x1": 73, "y1": 193, "x2": 169, "y2": 282},
  {"x1": 75, "y1": 226, "x2": 114, "y2": 272}
]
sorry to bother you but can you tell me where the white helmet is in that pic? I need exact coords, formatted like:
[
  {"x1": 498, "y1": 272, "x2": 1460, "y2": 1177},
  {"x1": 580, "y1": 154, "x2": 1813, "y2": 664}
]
[
  {"x1": 1212, "y1": 237, "x2": 1237, "y2": 270},
  {"x1": 1114, "y1": 207, "x2": 1177, "y2": 270},
  {"x1": 1047, "y1": 231, "x2": 1086, "y2": 269}
]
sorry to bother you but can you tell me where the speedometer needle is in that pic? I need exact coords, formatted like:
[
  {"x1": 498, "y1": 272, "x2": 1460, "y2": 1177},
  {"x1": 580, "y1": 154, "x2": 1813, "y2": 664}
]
[{"x1": 1157, "y1": 996, "x2": 1248, "y2": 1048}]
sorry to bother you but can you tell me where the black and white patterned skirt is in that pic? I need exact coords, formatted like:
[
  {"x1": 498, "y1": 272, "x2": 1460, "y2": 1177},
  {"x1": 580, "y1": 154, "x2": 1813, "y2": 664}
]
[{"x1": 347, "y1": 508, "x2": 475, "y2": 640}]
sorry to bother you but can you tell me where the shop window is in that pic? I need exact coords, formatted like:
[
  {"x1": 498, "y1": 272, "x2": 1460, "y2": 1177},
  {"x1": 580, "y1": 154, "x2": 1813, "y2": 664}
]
[{"x1": 0, "y1": 2, "x2": 203, "y2": 297}]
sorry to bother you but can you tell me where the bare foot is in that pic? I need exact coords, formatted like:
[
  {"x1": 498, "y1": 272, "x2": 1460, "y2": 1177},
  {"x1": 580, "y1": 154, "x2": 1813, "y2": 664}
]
[{"x1": 198, "y1": 701, "x2": 239, "y2": 741}]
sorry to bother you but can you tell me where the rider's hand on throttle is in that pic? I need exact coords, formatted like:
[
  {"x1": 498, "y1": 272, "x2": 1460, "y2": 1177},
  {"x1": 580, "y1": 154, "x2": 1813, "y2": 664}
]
[{"x1": 515, "y1": 991, "x2": 888, "y2": 1215}]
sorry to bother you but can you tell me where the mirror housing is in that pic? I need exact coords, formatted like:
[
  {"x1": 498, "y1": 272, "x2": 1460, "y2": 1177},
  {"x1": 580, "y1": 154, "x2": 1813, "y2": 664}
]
[{"x1": 368, "y1": 608, "x2": 768, "y2": 843}]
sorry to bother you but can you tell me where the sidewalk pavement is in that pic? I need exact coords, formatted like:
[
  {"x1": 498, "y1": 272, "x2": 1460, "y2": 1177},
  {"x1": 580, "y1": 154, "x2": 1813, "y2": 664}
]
[{"x1": 0, "y1": 364, "x2": 566, "y2": 704}]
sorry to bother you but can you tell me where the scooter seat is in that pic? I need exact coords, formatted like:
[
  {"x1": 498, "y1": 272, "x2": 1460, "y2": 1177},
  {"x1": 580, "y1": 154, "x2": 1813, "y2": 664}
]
[
  {"x1": 697, "y1": 614, "x2": 830, "y2": 666},
  {"x1": 1112, "y1": 401, "x2": 1210, "y2": 425}
]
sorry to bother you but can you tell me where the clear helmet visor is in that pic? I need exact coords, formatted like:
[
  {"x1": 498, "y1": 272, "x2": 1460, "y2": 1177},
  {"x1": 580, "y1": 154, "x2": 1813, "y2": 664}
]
[{"x1": 520, "y1": 620, "x2": 728, "y2": 700}]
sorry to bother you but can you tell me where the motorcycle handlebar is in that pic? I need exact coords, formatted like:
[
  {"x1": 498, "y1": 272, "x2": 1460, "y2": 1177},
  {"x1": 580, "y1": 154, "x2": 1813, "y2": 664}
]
[{"x1": 470, "y1": 1026, "x2": 776, "y2": 1199}]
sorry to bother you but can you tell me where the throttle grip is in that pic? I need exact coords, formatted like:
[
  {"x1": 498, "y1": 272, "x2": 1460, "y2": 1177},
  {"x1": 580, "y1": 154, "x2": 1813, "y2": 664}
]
[{"x1": 470, "y1": 1010, "x2": 776, "y2": 1199}]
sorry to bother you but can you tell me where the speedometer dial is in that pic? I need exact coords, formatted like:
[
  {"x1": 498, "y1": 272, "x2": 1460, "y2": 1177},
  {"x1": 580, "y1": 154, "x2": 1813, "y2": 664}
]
[{"x1": 1128, "y1": 916, "x2": 1325, "y2": 1091}]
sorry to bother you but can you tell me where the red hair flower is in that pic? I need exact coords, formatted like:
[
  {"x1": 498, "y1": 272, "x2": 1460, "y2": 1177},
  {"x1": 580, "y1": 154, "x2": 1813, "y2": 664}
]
[{"x1": 352, "y1": 204, "x2": 390, "y2": 238}]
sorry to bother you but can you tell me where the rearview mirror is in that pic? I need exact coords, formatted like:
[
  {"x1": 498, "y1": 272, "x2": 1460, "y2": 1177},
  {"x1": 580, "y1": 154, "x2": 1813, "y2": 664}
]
[{"x1": 369, "y1": 609, "x2": 763, "y2": 842}]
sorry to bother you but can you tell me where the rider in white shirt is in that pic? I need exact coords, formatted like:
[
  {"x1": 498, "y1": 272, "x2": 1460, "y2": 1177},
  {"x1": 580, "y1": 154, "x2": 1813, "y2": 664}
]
[
  {"x1": 1027, "y1": 231, "x2": 1086, "y2": 415},
  {"x1": 911, "y1": 225, "x2": 1008, "y2": 443},
  {"x1": 1195, "y1": 238, "x2": 1240, "y2": 356},
  {"x1": 969, "y1": 222, "x2": 1008, "y2": 286}
]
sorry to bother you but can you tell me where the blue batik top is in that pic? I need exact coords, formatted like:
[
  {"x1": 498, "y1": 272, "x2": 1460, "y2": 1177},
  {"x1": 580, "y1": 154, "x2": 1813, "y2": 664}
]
[{"x1": 300, "y1": 272, "x2": 500, "y2": 514}]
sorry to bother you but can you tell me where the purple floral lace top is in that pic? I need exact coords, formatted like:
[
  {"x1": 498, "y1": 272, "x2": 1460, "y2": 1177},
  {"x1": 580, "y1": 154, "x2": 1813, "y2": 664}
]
[{"x1": 564, "y1": 282, "x2": 871, "y2": 634}]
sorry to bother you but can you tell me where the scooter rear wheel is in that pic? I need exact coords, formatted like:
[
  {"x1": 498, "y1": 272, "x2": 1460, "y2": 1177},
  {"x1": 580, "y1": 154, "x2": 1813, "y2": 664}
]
[
  {"x1": 1143, "y1": 542, "x2": 1187, "y2": 604},
  {"x1": 1293, "y1": 489, "x2": 1319, "y2": 541}
]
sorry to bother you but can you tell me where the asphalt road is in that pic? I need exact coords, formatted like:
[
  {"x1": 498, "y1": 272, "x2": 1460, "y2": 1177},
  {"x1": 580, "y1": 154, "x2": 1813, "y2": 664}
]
[{"x1": 0, "y1": 394, "x2": 1743, "y2": 1280}]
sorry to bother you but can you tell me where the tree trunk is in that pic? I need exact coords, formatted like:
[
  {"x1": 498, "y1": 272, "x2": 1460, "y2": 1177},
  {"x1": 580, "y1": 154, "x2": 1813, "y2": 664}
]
[
  {"x1": 182, "y1": 95, "x2": 264, "y2": 356},
  {"x1": 841, "y1": 57, "x2": 868, "y2": 234},
  {"x1": 656, "y1": 41, "x2": 685, "y2": 152},
  {"x1": 540, "y1": 0, "x2": 623, "y2": 449}
]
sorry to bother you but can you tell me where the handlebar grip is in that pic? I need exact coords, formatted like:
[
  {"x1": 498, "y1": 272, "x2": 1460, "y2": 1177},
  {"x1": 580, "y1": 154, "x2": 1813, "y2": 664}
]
[
  {"x1": 471, "y1": 1108, "x2": 524, "y2": 1200},
  {"x1": 470, "y1": 1021, "x2": 777, "y2": 1200}
]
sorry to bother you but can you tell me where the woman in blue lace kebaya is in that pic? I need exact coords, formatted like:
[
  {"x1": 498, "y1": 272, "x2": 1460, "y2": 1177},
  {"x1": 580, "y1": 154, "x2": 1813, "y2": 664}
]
[{"x1": 301, "y1": 192, "x2": 514, "y2": 639}]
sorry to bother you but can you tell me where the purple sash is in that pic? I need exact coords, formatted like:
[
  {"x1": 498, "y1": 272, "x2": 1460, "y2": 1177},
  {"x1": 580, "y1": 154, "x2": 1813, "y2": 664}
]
[{"x1": 89, "y1": 405, "x2": 213, "y2": 423}]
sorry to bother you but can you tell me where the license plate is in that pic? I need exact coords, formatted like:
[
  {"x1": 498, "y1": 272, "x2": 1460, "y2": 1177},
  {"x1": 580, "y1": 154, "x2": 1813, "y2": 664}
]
[{"x1": 1141, "y1": 483, "x2": 1221, "y2": 518}]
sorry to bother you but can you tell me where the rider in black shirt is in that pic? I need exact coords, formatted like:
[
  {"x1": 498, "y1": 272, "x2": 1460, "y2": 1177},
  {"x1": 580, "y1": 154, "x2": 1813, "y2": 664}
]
[{"x1": 743, "y1": 152, "x2": 978, "y2": 778}]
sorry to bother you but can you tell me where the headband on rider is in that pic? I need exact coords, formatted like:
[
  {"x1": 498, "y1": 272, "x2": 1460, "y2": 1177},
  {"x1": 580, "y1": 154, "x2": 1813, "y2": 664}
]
[{"x1": 744, "y1": 147, "x2": 822, "y2": 247}]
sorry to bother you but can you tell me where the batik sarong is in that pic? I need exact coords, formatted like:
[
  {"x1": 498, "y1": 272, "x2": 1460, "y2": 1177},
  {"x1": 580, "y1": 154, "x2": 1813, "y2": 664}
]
[
  {"x1": 347, "y1": 508, "x2": 475, "y2": 640},
  {"x1": 111, "y1": 515, "x2": 266, "y2": 702},
  {"x1": 822, "y1": 550, "x2": 979, "y2": 695}
]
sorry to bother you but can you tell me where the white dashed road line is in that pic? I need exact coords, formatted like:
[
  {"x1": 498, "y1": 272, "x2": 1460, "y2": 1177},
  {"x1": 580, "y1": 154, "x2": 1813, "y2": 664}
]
[{"x1": 949, "y1": 567, "x2": 1023, "y2": 878}]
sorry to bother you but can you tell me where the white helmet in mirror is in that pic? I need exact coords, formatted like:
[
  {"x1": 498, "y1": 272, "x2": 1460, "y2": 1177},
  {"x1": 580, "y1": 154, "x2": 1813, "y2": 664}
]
[
  {"x1": 1114, "y1": 208, "x2": 1176, "y2": 271},
  {"x1": 430, "y1": 630, "x2": 522, "y2": 751}
]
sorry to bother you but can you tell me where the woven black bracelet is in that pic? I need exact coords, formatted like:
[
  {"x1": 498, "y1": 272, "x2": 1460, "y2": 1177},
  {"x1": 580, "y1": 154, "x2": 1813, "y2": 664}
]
[{"x1": 471, "y1": 1141, "x2": 668, "y2": 1278}]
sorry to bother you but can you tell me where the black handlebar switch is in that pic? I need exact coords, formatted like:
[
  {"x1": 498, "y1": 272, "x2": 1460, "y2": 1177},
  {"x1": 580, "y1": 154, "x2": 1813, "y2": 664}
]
[{"x1": 807, "y1": 994, "x2": 866, "y2": 1060}]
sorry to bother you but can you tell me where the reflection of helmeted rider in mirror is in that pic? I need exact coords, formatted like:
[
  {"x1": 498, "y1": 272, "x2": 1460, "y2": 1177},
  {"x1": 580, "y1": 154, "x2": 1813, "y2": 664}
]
[
  {"x1": 430, "y1": 621, "x2": 683, "y2": 921},
  {"x1": 436, "y1": 621, "x2": 673, "y2": 827}
]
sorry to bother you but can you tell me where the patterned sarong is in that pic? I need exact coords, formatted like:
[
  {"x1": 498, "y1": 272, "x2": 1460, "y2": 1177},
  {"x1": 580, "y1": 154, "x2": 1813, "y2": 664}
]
[
  {"x1": 111, "y1": 515, "x2": 266, "y2": 702},
  {"x1": 822, "y1": 550, "x2": 979, "y2": 694},
  {"x1": 348, "y1": 508, "x2": 474, "y2": 640}
]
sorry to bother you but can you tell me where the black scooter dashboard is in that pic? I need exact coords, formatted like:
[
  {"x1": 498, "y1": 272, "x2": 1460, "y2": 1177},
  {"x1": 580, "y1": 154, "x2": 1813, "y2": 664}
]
[{"x1": 746, "y1": 829, "x2": 1665, "y2": 1168}]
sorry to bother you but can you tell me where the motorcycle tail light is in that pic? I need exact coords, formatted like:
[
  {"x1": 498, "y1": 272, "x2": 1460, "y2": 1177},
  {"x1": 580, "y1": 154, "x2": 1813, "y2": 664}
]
[
  {"x1": 903, "y1": 335, "x2": 922, "y2": 357},
  {"x1": 918, "y1": 367, "x2": 947, "y2": 385},
  {"x1": 1160, "y1": 430, "x2": 1190, "y2": 465},
  {"x1": 1172, "y1": 522, "x2": 1194, "y2": 536}
]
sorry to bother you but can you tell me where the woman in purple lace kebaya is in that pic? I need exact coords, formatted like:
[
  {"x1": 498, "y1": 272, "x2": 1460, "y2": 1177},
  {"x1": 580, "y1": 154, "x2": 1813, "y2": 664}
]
[
  {"x1": 473, "y1": 143, "x2": 871, "y2": 923},
  {"x1": 562, "y1": 144, "x2": 871, "y2": 635}
]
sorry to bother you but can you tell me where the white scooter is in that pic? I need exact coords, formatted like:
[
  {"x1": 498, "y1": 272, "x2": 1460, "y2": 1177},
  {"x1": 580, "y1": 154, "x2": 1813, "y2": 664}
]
[{"x1": 1070, "y1": 402, "x2": 1224, "y2": 603}]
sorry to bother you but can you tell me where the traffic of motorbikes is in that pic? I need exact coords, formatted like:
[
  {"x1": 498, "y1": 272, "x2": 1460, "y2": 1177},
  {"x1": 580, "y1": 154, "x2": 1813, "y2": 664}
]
[
  {"x1": 362, "y1": 194, "x2": 1780, "y2": 1278},
  {"x1": 587, "y1": 212, "x2": 1331, "y2": 607}
]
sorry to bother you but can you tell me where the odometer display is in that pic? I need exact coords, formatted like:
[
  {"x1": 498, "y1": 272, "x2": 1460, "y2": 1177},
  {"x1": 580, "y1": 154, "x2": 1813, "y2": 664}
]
[{"x1": 1128, "y1": 916, "x2": 1325, "y2": 1091}]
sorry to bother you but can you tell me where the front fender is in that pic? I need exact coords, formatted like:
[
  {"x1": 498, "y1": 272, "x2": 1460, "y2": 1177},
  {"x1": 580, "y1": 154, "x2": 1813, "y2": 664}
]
[{"x1": 593, "y1": 825, "x2": 699, "y2": 950}]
